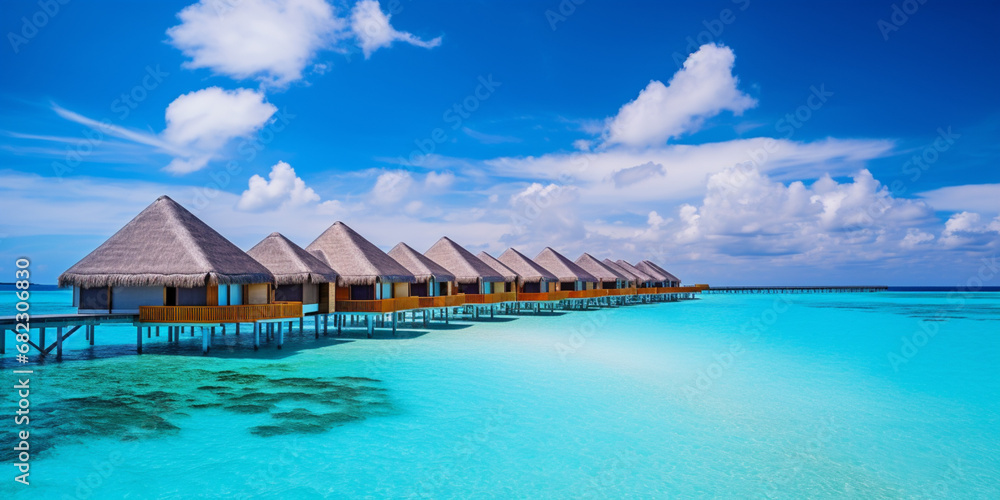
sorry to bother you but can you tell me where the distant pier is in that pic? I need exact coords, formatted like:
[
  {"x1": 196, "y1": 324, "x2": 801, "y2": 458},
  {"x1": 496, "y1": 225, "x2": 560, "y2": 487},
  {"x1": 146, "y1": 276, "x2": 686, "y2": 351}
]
[{"x1": 702, "y1": 286, "x2": 887, "y2": 294}]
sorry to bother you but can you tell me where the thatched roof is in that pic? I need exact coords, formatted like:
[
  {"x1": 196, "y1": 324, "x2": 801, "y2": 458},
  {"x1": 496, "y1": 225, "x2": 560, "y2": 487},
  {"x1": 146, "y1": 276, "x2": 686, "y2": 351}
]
[
  {"x1": 575, "y1": 253, "x2": 627, "y2": 282},
  {"x1": 534, "y1": 247, "x2": 597, "y2": 283},
  {"x1": 602, "y1": 259, "x2": 639, "y2": 282},
  {"x1": 476, "y1": 251, "x2": 519, "y2": 283},
  {"x1": 615, "y1": 260, "x2": 655, "y2": 283},
  {"x1": 635, "y1": 261, "x2": 669, "y2": 283},
  {"x1": 639, "y1": 260, "x2": 681, "y2": 284},
  {"x1": 497, "y1": 248, "x2": 557, "y2": 284},
  {"x1": 59, "y1": 195, "x2": 274, "y2": 288},
  {"x1": 305, "y1": 221, "x2": 415, "y2": 286},
  {"x1": 388, "y1": 242, "x2": 456, "y2": 283},
  {"x1": 247, "y1": 232, "x2": 338, "y2": 285},
  {"x1": 423, "y1": 237, "x2": 505, "y2": 284}
]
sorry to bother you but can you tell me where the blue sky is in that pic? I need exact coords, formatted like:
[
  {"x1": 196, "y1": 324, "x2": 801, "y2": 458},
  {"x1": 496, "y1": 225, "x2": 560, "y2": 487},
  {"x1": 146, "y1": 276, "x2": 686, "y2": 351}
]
[{"x1": 1, "y1": 0, "x2": 998, "y2": 285}]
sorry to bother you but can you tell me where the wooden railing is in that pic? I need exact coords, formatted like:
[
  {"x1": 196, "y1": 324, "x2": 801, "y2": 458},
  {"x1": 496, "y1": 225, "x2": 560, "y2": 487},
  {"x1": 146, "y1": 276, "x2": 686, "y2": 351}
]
[
  {"x1": 517, "y1": 292, "x2": 554, "y2": 302},
  {"x1": 650, "y1": 286, "x2": 701, "y2": 294},
  {"x1": 336, "y1": 297, "x2": 420, "y2": 313},
  {"x1": 605, "y1": 288, "x2": 637, "y2": 296},
  {"x1": 138, "y1": 303, "x2": 302, "y2": 323},
  {"x1": 464, "y1": 291, "x2": 517, "y2": 304},
  {"x1": 416, "y1": 295, "x2": 467, "y2": 308}
]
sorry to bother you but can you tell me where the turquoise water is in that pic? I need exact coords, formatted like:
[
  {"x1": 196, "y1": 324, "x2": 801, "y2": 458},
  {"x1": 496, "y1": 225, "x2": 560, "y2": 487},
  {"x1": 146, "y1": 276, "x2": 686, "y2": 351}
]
[{"x1": 2, "y1": 291, "x2": 999, "y2": 498}]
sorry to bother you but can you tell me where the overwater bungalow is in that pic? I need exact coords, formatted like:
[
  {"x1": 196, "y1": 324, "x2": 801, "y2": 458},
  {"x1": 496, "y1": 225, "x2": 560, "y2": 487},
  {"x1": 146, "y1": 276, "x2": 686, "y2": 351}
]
[
  {"x1": 635, "y1": 261, "x2": 671, "y2": 287},
  {"x1": 615, "y1": 260, "x2": 656, "y2": 288},
  {"x1": 602, "y1": 259, "x2": 639, "y2": 288},
  {"x1": 424, "y1": 237, "x2": 513, "y2": 307},
  {"x1": 246, "y1": 232, "x2": 338, "y2": 315},
  {"x1": 58, "y1": 195, "x2": 285, "y2": 321},
  {"x1": 476, "y1": 251, "x2": 519, "y2": 293},
  {"x1": 638, "y1": 260, "x2": 681, "y2": 287},
  {"x1": 305, "y1": 221, "x2": 416, "y2": 314},
  {"x1": 534, "y1": 247, "x2": 598, "y2": 292},
  {"x1": 387, "y1": 242, "x2": 467, "y2": 316},
  {"x1": 498, "y1": 247, "x2": 559, "y2": 294},
  {"x1": 575, "y1": 253, "x2": 629, "y2": 289}
]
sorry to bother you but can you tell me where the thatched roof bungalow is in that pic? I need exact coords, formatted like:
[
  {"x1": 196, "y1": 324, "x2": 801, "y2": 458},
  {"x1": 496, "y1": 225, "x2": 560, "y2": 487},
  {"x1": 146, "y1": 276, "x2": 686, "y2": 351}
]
[
  {"x1": 602, "y1": 259, "x2": 639, "y2": 287},
  {"x1": 247, "y1": 232, "x2": 338, "y2": 312},
  {"x1": 423, "y1": 237, "x2": 505, "y2": 295},
  {"x1": 476, "y1": 251, "x2": 519, "y2": 293},
  {"x1": 59, "y1": 195, "x2": 274, "y2": 313},
  {"x1": 388, "y1": 242, "x2": 456, "y2": 297},
  {"x1": 497, "y1": 248, "x2": 558, "y2": 294},
  {"x1": 638, "y1": 260, "x2": 681, "y2": 287},
  {"x1": 534, "y1": 247, "x2": 597, "y2": 291},
  {"x1": 305, "y1": 221, "x2": 415, "y2": 303},
  {"x1": 575, "y1": 253, "x2": 628, "y2": 289},
  {"x1": 615, "y1": 260, "x2": 656, "y2": 288}
]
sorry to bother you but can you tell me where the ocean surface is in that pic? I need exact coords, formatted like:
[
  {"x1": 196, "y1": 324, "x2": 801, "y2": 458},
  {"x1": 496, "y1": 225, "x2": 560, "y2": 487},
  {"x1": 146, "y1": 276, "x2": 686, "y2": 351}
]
[{"x1": 2, "y1": 290, "x2": 998, "y2": 499}]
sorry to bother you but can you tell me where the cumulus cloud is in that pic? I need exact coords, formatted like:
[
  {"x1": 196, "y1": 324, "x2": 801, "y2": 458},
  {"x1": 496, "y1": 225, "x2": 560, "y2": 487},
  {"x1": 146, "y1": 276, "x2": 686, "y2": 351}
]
[
  {"x1": 602, "y1": 44, "x2": 757, "y2": 148},
  {"x1": 939, "y1": 212, "x2": 1000, "y2": 248},
  {"x1": 917, "y1": 183, "x2": 1000, "y2": 214},
  {"x1": 163, "y1": 87, "x2": 277, "y2": 173},
  {"x1": 672, "y1": 165, "x2": 934, "y2": 258},
  {"x1": 351, "y1": 0, "x2": 441, "y2": 58},
  {"x1": 371, "y1": 170, "x2": 414, "y2": 204},
  {"x1": 237, "y1": 161, "x2": 320, "y2": 211},
  {"x1": 167, "y1": 0, "x2": 345, "y2": 87}
]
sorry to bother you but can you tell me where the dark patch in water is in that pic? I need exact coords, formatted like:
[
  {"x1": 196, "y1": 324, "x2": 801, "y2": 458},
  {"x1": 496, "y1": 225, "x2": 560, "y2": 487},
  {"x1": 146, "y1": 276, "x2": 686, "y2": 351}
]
[{"x1": 0, "y1": 363, "x2": 393, "y2": 463}]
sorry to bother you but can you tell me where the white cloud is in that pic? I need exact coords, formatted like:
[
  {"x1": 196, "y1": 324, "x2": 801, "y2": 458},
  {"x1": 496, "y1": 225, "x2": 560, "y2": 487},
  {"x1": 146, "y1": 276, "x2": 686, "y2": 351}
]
[
  {"x1": 425, "y1": 170, "x2": 455, "y2": 190},
  {"x1": 901, "y1": 228, "x2": 935, "y2": 248},
  {"x1": 51, "y1": 88, "x2": 277, "y2": 175},
  {"x1": 939, "y1": 211, "x2": 1000, "y2": 248},
  {"x1": 602, "y1": 44, "x2": 757, "y2": 148},
  {"x1": 917, "y1": 183, "x2": 1000, "y2": 214},
  {"x1": 351, "y1": 0, "x2": 441, "y2": 58},
  {"x1": 167, "y1": 0, "x2": 345, "y2": 87},
  {"x1": 163, "y1": 87, "x2": 277, "y2": 173},
  {"x1": 237, "y1": 161, "x2": 320, "y2": 211},
  {"x1": 371, "y1": 170, "x2": 414, "y2": 204},
  {"x1": 668, "y1": 165, "x2": 934, "y2": 259}
]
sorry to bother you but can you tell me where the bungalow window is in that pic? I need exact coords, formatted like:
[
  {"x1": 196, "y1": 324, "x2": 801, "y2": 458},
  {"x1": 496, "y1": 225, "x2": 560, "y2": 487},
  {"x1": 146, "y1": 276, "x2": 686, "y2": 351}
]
[
  {"x1": 560, "y1": 281, "x2": 576, "y2": 291},
  {"x1": 411, "y1": 282, "x2": 428, "y2": 297},
  {"x1": 275, "y1": 284, "x2": 303, "y2": 302},
  {"x1": 80, "y1": 287, "x2": 110, "y2": 311},
  {"x1": 459, "y1": 282, "x2": 479, "y2": 294},
  {"x1": 523, "y1": 282, "x2": 541, "y2": 293},
  {"x1": 350, "y1": 285, "x2": 375, "y2": 300},
  {"x1": 177, "y1": 286, "x2": 208, "y2": 306},
  {"x1": 438, "y1": 282, "x2": 449, "y2": 296}
]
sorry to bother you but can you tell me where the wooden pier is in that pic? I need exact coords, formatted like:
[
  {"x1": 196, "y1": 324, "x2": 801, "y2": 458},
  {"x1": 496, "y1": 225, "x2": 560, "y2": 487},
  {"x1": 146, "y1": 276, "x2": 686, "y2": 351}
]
[{"x1": 702, "y1": 286, "x2": 887, "y2": 294}]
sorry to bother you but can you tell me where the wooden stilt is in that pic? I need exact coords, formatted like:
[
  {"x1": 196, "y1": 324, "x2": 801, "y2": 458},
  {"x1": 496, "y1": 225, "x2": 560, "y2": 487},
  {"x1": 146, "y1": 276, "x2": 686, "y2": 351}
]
[
  {"x1": 299, "y1": 317, "x2": 304, "y2": 334},
  {"x1": 39, "y1": 328, "x2": 46, "y2": 355},
  {"x1": 314, "y1": 315, "x2": 320, "y2": 339},
  {"x1": 367, "y1": 316, "x2": 373, "y2": 338},
  {"x1": 337, "y1": 315, "x2": 342, "y2": 336},
  {"x1": 277, "y1": 323, "x2": 284, "y2": 349},
  {"x1": 155, "y1": 326, "x2": 160, "y2": 337},
  {"x1": 90, "y1": 325, "x2": 95, "y2": 345},
  {"x1": 56, "y1": 326, "x2": 63, "y2": 360},
  {"x1": 253, "y1": 323, "x2": 260, "y2": 350},
  {"x1": 202, "y1": 328, "x2": 210, "y2": 355},
  {"x1": 136, "y1": 326, "x2": 143, "y2": 354},
  {"x1": 392, "y1": 313, "x2": 397, "y2": 336}
]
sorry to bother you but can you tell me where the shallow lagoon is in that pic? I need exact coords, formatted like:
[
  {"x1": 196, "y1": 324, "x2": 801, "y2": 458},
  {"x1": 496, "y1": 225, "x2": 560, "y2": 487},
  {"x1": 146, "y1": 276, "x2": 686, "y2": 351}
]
[{"x1": 2, "y1": 291, "x2": 998, "y2": 498}]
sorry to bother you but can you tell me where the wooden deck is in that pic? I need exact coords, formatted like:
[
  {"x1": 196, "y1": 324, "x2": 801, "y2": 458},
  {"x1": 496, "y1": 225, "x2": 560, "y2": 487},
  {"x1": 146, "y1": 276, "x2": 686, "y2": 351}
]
[
  {"x1": 139, "y1": 303, "x2": 302, "y2": 323},
  {"x1": 463, "y1": 291, "x2": 518, "y2": 304},
  {"x1": 336, "y1": 297, "x2": 421, "y2": 313},
  {"x1": 416, "y1": 295, "x2": 467, "y2": 308},
  {"x1": 703, "y1": 286, "x2": 886, "y2": 294}
]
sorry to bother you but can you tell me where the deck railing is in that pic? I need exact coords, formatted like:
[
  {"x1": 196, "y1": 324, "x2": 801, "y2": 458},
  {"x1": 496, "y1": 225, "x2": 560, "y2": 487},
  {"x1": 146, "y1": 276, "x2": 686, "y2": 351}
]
[
  {"x1": 464, "y1": 291, "x2": 517, "y2": 304},
  {"x1": 444, "y1": 295, "x2": 466, "y2": 307},
  {"x1": 138, "y1": 303, "x2": 302, "y2": 323},
  {"x1": 417, "y1": 295, "x2": 467, "y2": 308},
  {"x1": 336, "y1": 297, "x2": 420, "y2": 313}
]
